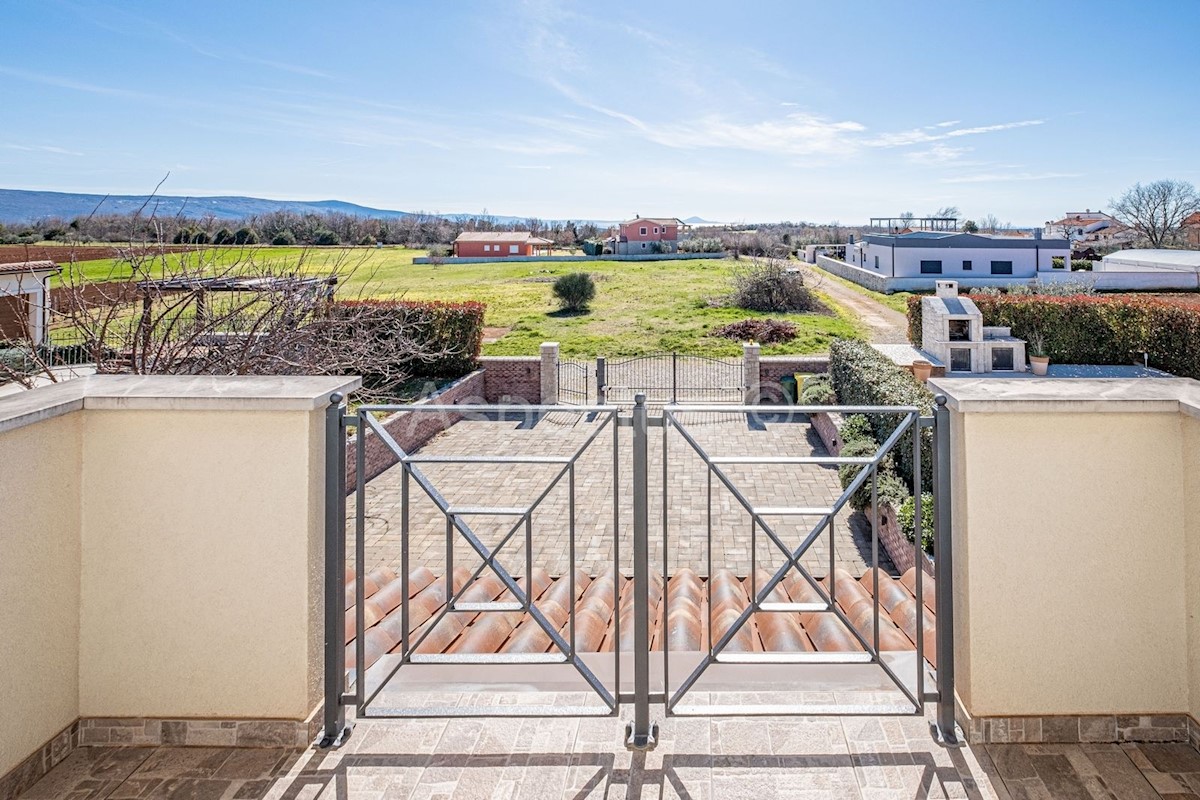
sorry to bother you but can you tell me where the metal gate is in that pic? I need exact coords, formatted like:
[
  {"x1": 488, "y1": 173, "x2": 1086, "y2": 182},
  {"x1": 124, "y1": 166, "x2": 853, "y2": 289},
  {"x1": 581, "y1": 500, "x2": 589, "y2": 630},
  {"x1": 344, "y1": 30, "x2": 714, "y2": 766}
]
[
  {"x1": 601, "y1": 352, "x2": 744, "y2": 404},
  {"x1": 557, "y1": 358, "x2": 591, "y2": 405},
  {"x1": 321, "y1": 394, "x2": 960, "y2": 750}
]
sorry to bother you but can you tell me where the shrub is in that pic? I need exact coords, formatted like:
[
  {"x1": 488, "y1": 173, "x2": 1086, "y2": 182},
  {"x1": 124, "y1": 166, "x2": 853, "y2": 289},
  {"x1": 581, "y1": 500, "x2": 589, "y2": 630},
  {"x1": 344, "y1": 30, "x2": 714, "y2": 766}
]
[
  {"x1": 213, "y1": 227, "x2": 235, "y2": 245},
  {"x1": 877, "y1": 470, "x2": 911, "y2": 509},
  {"x1": 729, "y1": 260, "x2": 818, "y2": 312},
  {"x1": 272, "y1": 230, "x2": 296, "y2": 246},
  {"x1": 233, "y1": 227, "x2": 258, "y2": 245},
  {"x1": 1072, "y1": 259, "x2": 1094, "y2": 272},
  {"x1": 427, "y1": 244, "x2": 452, "y2": 258},
  {"x1": 898, "y1": 492, "x2": 935, "y2": 552},
  {"x1": 838, "y1": 413, "x2": 874, "y2": 445},
  {"x1": 358, "y1": 235, "x2": 377, "y2": 246},
  {"x1": 798, "y1": 374, "x2": 835, "y2": 405},
  {"x1": 679, "y1": 237, "x2": 724, "y2": 254},
  {"x1": 838, "y1": 438, "x2": 879, "y2": 510},
  {"x1": 331, "y1": 299, "x2": 485, "y2": 382},
  {"x1": 829, "y1": 338, "x2": 934, "y2": 491},
  {"x1": 553, "y1": 272, "x2": 596, "y2": 312},
  {"x1": 712, "y1": 318, "x2": 797, "y2": 344},
  {"x1": 191, "y1": 230, "x2": 210, "y2": 245},
  {"x1": 312, "y1": 229, "x2": 340, "y2": 246}
]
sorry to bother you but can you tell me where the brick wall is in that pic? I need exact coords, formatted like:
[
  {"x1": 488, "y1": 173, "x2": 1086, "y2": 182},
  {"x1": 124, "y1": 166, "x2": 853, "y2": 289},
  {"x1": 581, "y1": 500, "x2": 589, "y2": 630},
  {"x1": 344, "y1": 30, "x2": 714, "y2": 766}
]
[
  {"x1": 345, "y1": 369, "x2": 485, "y2": 489},
  {"x1": 809, "y1": 410, "x2": 841, "y2": 455},
  {"x1": 478, "y1": 356, "x2": 541, "y2": 403},
  {"x1": 876, "y1": 501, "x2": 933, "y2": 576}
]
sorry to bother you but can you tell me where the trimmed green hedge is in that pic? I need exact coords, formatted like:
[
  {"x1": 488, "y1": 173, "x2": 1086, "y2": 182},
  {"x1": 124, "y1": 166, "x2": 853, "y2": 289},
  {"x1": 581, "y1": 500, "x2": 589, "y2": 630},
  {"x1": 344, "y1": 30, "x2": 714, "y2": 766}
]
[
  {"x1": 907, "y1": 293, "x2": 1200, "y2": 378},
  {"x1": 829, "y1": 338, "x2": 934, "y2": 492},
  {"x1": 333, "y1": 299, "x2": 485, "y2": 380}
]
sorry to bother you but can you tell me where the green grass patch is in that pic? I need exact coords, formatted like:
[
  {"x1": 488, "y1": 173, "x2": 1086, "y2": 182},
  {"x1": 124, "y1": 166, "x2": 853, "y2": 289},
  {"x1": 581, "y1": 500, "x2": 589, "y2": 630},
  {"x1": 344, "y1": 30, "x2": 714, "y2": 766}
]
[{"x1": 59, "y1": 248, "x2": 863, "y2": 356}]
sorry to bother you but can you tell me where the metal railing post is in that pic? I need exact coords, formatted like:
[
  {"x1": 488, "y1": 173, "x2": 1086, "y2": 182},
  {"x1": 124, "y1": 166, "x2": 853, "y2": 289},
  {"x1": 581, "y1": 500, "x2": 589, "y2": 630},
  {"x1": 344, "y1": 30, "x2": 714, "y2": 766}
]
[
  {"x1": 932, "y1": 395, "x2": 963, "y2": 746},
  {"x1": 626, "y1": 393, "x2": 658, "y2": 750},
  {"x1": 596, "y1": 356, "x2": 606, "y2": 405},
  {"x1": 320, "y1": 392, "x2": 351, "y2": 747}
]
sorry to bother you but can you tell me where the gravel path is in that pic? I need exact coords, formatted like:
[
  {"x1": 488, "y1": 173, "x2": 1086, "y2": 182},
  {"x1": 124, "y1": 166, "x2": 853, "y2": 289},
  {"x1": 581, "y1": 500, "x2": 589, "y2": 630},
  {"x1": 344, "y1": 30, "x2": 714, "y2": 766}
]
[{"x1": 800, "y1": 263, "x2": 910, "y2": 344}]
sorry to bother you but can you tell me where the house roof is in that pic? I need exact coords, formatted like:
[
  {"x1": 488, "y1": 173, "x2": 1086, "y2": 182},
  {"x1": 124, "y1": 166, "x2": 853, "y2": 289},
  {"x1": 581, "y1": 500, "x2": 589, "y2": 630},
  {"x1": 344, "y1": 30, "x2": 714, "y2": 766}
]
[
  {"x1": 863, "y1": 232, "x2": 1069, "y2": 250},
  {"x1": 454, "y1": 232, "x2": 553, "y2": 244},
  {"x1": 622, "y1": 217, "x2": 683, "y2": 226},
  {"x1": 344, "y1": 565, "x2": 936, "y2": 670},
  {"x1": 1184, "y1": 212, "x2": 1200, "y2": 227},
  {"x1": 1101, "y1": 249, "x2": 1200, "y2": 270},
  {"x1": 0, "y1": 260, "x2": 61, "y2": 276}
]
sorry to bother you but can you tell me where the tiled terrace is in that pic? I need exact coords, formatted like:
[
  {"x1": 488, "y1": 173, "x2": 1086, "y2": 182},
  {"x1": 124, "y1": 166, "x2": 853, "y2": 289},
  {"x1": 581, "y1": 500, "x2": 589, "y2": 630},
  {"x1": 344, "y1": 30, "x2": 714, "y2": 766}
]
[
  {"x1": 21, "y1": 708, "x2": 1200, "y2": 798},
  {"x1": 351, "y1": 410, "x2": 892, "y2": 579}
]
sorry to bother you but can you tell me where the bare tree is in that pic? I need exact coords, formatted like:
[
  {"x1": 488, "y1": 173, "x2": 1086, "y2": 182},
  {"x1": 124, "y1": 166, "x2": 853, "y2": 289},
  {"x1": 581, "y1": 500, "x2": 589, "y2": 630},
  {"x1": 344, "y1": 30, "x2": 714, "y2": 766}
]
[{"x1": 1110, "y1": 179, "x2": 1200, "y2": 248}]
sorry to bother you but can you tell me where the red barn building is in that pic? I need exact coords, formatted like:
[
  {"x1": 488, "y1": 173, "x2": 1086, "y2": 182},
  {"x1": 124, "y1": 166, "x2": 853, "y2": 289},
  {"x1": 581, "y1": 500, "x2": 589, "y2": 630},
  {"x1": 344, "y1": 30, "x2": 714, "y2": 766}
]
[
  {"x1": 613, "y1": 216, "x2": 688, "y2": 254},
  {"x1": 452, "y1": 232, "x2": 554, "y2": 258}
]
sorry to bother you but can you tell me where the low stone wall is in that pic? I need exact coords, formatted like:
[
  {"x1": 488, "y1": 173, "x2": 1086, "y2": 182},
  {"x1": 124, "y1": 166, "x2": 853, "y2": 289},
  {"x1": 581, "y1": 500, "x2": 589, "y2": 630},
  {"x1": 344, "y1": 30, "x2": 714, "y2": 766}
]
[
  {"x1": 816, "y1": 255, "x2": 891, "y2": 293},
  {"x1": 346, "y1": 370, "x2": 485, "y2": 489},
  {"x1": 414, "y1": 252, "x2": 727, "y2": 265},
  {"x1": 809, "y1": 410, "x2": 841, "y2": 455},
  {"x1": 479, "y1": 356, "x2": 541, "y2": 403}
]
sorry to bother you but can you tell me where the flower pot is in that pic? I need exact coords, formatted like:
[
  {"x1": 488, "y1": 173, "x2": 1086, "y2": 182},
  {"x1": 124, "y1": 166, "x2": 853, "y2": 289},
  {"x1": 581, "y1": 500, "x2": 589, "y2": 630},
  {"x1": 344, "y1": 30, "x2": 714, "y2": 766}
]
[
  {"x1": 911, "y1": 359, "x2": 933, "y2": 382},
  {"x1": 1030, "y1": 355, "x2": 1050, "y2": 376}
]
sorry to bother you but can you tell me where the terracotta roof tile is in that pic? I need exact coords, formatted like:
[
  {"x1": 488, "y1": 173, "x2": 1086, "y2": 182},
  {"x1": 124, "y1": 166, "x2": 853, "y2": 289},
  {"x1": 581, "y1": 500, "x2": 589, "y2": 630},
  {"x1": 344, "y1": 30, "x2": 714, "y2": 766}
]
[{"x1": 345, "y1": 567, "x2": 937, "y2": 671}]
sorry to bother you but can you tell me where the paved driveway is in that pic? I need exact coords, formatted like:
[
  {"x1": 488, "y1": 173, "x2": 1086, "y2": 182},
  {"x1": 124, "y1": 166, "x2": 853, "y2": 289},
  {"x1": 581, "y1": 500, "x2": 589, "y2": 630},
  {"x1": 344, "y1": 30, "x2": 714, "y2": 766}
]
[{"x1": 349, "y1": 408, "x2": 894, "y2": 579}]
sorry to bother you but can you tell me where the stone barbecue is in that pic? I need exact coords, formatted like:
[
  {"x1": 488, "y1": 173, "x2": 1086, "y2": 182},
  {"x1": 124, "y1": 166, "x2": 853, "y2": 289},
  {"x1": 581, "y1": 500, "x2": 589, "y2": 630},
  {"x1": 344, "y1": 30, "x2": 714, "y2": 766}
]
[{"x1": 921, "y1": 280, "x2": 1026, "y2": 374}]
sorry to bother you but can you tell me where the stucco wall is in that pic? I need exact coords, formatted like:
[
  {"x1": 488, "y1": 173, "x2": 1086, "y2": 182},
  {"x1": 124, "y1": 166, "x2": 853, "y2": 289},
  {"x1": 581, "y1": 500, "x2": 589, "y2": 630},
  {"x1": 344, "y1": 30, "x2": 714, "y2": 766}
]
[
  {"x1": 0, "y1": 413, "x2": 82, "y2": 776},
  {"x1": 1184, "y1": 415, "x2": 1200, "y2": 724},
  {"x1": 77, "y1": 408, "x2": 326, "y2": 720},
  {"x1": 948, "y1": 409, "x2": 1190, "y2": 716}
]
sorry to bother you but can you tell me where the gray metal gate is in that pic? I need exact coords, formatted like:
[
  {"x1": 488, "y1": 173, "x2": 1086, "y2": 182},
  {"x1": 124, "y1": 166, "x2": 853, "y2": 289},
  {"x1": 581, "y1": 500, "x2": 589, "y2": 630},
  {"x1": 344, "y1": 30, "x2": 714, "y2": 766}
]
[
  {"x1": 556, "y1": 358, "x2": 591, "y2": 405},
  {"x1": 601, "y1": 352, "x2": 743, "y2": 404},
  {"x1": 321, "y1": 394, "x2": 960, "y2": 750}
]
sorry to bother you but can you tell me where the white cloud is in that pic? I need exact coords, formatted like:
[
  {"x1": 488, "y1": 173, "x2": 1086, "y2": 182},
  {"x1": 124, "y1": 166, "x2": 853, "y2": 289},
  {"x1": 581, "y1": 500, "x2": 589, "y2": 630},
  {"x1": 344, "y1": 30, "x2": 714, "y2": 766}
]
[
  {"x1": 940, "y1": 171, "x2": 1082, "y2": 184},
  {"x1": 3, "y1": 143, "x2": 84, "y2": 156},
  {"x1": 944, "y1": 120, "x2": 1045, "y2": 137},
  {"x1": 905, "y1": 144, "x2": 971, "y2": 164},
  {"x1": 932, "y1": 120, "x2": 961, "y2": 128},
  {"x1": 644, "y1": 113, "x2": 866, "y2": 156}
]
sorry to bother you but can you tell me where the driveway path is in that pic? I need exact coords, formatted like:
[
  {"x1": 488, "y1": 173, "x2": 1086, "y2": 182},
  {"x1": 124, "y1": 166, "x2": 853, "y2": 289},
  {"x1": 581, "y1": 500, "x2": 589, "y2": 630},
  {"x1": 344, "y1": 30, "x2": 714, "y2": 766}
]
[{"x1": 798, "y1": 262, "x2": 909, "y2": 344}]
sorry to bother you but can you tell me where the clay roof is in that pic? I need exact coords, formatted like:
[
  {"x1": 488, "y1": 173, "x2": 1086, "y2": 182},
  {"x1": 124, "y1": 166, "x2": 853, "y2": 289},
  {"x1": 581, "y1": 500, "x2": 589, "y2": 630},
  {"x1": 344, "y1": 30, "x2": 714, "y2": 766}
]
[
  {"x1": 0, "y1": 260, "x2": 61, "y2": 275},
  {"x1": 345, "y1": 566, "x2": 936, "y2": 671},
  {"x1": 622, "y1": 217, "x2": 683, "y2": 226},
  {"x1": 453, "y1": 232, "x2": 553, "y2": 244}
]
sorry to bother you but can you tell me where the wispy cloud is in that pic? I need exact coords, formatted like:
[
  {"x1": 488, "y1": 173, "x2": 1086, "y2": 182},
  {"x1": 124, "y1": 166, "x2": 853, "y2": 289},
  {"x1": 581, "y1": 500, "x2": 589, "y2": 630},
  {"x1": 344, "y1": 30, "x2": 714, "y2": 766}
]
[
  {"x1": 0, "y1": 65, "x2": 155, "y2": 100},
  {"x1": 944, "y1": 120, "x2": 1045, "y2": 137},
  {"x1": 644, "y1": 113, "x2": 866, "y2": 156},
  {"x1": 867, "y1": 119, "x2": 1045, "y2": 148},
  {"x1": 941, "y1": 171, "x2": 1082, "y2": 184},
  {"x1": 3, "y1": 143, "x2": 85, "y2": 156},
  {"x1": 905, "y1": 144, "x2": 971, "y2": 164},
  {"x1": 509, "y1": 165, "x2": 553, "y2": 170},
  {"x1": 932, "y1": 120, "x2": 961, "y2": 128}
]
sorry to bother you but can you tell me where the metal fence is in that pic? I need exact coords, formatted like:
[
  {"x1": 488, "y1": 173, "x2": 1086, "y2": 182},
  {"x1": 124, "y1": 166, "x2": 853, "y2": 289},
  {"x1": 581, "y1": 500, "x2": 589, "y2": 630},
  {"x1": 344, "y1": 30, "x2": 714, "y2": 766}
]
[
  {"x1": 556, "y1": 359, "x2": 591, "y2": 405},
  {"x1": 600, "y1": 352, "x2": 744, "y2": 404},
  {"x1": 322, "y1": 394, "x2": 960, "y2": 750}
]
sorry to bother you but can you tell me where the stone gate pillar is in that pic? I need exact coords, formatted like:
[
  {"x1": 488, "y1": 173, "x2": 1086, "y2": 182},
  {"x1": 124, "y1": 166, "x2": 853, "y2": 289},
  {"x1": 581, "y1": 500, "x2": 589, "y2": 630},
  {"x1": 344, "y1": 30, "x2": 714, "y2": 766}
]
[
  {"x1": 743, "y1": 342, "x2": 760, "y2": 404},
  {"x1": 540, "y1": 342, "x2": 559, "y2": 405}
]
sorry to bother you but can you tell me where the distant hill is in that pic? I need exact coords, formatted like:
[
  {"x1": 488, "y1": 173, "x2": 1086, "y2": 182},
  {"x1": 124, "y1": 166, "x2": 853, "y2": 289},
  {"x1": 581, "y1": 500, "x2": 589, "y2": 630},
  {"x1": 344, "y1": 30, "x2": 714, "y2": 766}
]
[{"x1": 0, "y1": 189, "x2": 537, "y2": 224}]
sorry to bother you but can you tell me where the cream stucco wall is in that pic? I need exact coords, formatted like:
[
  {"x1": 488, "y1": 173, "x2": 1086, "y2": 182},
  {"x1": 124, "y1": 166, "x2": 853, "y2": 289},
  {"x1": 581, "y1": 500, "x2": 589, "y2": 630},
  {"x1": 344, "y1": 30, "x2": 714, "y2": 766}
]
[
  {"x1": 1184, "y1": 415, "x2": 1200, "y2": 724},
  {"x1": 0, "y1": 413, "x2": 82, "y2": 776},
  {"x1": 949, "y1": 409, "x2": 1191, "y2": 716},
  {"x1": 77, "y1": 408, "x2": 326, "y2": 719}
]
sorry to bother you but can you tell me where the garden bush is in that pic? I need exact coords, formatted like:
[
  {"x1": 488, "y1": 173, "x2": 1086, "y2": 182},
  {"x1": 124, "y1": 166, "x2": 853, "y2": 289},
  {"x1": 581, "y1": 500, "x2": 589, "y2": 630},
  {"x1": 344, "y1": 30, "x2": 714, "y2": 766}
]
[
  {"x1": 233, "y1": 227, "x2": 258, "y2": 245},
  {"x1": 331, "y1": 299, "x2": 485, "y2": 383},
  {"x1": 272, "y1": 230, "x2": 296, "y2": 246},
  {"x1": 838, "y1": 413, "x2": 874, "y2": 445},
  {"x1": 312, "y1": 228, "x2": 340, "y2": 246},
  {"x1": 837, "y1": 438, "x2": 903, "y2": 512},
  {"x1": 829, "y1": 338, "x2": 934, "y2": 492},
  {"x1": 798, "y1": 373, "x2": 835, "y2": 405},
  {"x1": 898, "y1": 492, "x2": 935, "y2": 552},
  {"x1": 907, "y1": 293, "x2": 1200, "y2": 379},
  {"x1": 552, "y1": 272, "x2": 596, "y2": 312},
  {"x1": 712, "y1": 318, "x2": 797, "y2": 344},
  {"x1": 729, "y1": 260, "x2": 818, "y2": 312},
  {"x1": 213, "y1": 227, "x2": 235, "y2": 245},
  {"x1": 678, "y1": 237, "x2": 724, "y2": 254}
]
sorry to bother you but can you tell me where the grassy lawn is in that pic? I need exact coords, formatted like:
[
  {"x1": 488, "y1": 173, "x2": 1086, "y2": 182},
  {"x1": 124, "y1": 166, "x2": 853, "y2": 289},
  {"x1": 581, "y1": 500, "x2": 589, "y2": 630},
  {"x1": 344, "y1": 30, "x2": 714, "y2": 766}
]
[
  {"x1": 806, "y1": 262, "x2": 917, "y2": 314},
  {"x1": 57, "y1": 247, "x2": 862, "y2": 356}
]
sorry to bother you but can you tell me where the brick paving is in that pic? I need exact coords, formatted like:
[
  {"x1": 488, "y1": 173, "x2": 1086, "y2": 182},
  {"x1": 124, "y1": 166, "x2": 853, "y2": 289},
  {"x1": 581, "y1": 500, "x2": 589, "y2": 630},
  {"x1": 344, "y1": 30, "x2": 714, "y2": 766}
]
[{"x1": 349, "y1": 409, "x2": 894, "y2": 579}]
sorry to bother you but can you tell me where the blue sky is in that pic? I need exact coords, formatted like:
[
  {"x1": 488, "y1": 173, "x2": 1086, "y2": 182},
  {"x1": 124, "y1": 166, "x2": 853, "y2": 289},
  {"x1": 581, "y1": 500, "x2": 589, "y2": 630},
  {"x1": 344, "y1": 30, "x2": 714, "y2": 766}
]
[{"x1": 2, "y1": 0, "x2": 1197, "y2": 225}]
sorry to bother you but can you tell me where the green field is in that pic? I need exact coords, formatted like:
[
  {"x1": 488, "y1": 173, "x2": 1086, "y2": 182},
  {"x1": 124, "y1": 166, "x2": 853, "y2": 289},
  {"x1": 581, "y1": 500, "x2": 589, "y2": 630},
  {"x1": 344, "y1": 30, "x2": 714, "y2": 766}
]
[{"x1": 59, "y1": 246, "x2": 862, "y2": 356}]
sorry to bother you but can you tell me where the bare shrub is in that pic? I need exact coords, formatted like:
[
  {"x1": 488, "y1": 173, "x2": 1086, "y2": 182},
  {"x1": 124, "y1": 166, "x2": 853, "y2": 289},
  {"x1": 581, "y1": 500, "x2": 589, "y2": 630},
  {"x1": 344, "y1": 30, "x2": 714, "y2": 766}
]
[{"x1": 728, "y1": 259, "x2": 819, "y2": 312}]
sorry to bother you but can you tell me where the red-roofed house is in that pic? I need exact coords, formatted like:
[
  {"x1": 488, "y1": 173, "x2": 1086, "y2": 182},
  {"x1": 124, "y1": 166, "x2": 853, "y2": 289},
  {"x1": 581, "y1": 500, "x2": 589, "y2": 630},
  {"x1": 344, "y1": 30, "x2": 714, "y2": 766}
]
[
  {"x1": 612, "y1": 216, "x2": 689, "y2": 254},
  {"x1": 1184, "y1": 211, "x2": 1200, "y2": 248},
  {"x1": 452, "y1": 232, "x2": 554, "y2": 258}
]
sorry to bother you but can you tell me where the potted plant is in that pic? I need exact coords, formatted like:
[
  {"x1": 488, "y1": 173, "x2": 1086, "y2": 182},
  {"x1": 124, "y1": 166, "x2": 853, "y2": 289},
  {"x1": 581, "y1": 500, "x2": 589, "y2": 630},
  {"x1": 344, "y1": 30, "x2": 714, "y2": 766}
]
[
  {"x1": 911, "y1": 359, "x2": 933, "y2": 382},
  {"x1": 1027, "y1": 330, "x2": 1050, "y2": 376}
]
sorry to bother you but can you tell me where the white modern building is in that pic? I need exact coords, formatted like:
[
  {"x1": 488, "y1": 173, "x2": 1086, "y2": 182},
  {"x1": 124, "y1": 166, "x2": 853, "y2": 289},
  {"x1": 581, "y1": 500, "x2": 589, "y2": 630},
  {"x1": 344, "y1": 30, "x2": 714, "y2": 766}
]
[
  {"x1": 0, "y1": 260, "x2": 60, "y2": 346},
  {"x1": 845, "y1": 231, "x2": 1071, "y2": 279},
  {"x1": 1095, "y1": 249, "x2": 1200, "y2": 273}
]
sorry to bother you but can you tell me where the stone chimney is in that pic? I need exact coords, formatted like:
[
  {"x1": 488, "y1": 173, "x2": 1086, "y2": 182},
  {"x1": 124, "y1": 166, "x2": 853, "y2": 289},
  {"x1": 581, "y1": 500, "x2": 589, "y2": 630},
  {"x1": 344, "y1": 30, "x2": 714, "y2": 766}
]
[{"x1": 935, "y1": 280, "x2": 959, "y2": 298}]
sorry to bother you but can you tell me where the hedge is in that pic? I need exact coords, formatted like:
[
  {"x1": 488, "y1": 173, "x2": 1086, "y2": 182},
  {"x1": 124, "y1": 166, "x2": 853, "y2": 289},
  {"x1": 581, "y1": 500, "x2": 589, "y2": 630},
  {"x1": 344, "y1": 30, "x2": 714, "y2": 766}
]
[
  {"x1": 332, "y1": 299, "x2": 485, "y2": 381},
  {"x1": 829, "y1": 338, "x2": 934, "y2": 492},
  {"x1": 907, "y1": 293, "x2": 1200, "y2": 378}
]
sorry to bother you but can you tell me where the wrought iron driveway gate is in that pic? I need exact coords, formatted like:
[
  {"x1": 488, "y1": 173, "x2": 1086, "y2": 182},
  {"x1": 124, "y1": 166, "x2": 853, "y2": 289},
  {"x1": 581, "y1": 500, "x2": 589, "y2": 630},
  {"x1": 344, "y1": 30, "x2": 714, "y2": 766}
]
[
  {"x1": 600, "y1": 352, "x2": 744, "y2": 404},
  {"x1": 322, "y1": 394, "x2": 960, "y2": 750}
]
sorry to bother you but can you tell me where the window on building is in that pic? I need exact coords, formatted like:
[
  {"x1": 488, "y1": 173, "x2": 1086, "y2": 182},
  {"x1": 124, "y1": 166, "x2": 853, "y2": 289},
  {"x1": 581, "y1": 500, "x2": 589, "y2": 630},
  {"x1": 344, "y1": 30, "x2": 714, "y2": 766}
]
[
  {"x1": 653, "y1": 227, "x2": 659, "y2": 234},
  {"x1": 963, "y1": 260, "x2": 972, "y2": 271},
  {"x1": 874, "y1": 255, "x2": 879, "y2": 268},
  {"x1": 920, "y1": 260, "x2": 943, "y2": 274},
  {"x1": 950, "y1": 348, "x2": 971, "y2": 372},
  {"x1": 641, "y1": 242, "x2": 647, "y2": 249},
  {"x1": 640, "y1": 227, "x2": 648, "y2": 235},
  {"x1": 991, "y1": 260, "x2": 1013, "y2": 275},
  {"x1": 509, "y1": 244, "x2": 519, "y2": 254},
  {"x1": 991, "y1": 347, "x2": 1014, "y2": 371}
]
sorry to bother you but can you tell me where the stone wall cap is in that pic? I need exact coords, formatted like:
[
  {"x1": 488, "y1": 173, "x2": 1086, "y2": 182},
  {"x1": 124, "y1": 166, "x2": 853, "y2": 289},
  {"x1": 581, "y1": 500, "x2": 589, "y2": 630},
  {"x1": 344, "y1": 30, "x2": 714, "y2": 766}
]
[
  {"x1": 0, "y1": 374, "x2": 362, "y2": 433},
  {"x1": 929, "y1": 376, "x2": 1200, "y2": 417}
]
